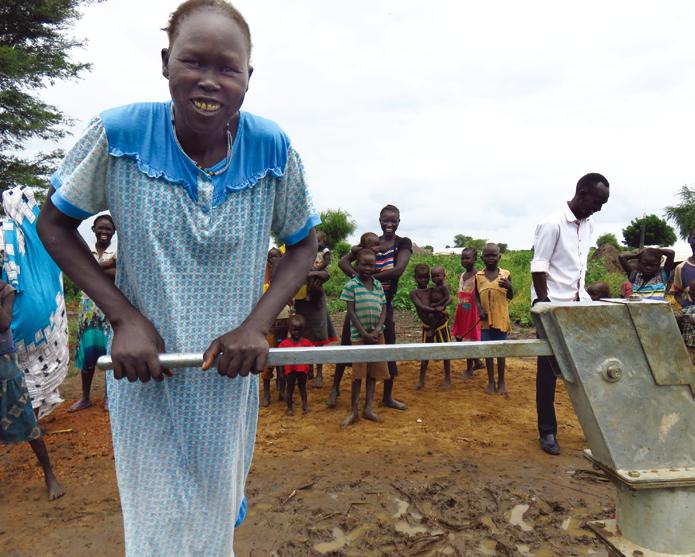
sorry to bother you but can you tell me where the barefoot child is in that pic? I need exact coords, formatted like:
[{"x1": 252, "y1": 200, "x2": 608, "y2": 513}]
[
  {"x1": 0, "y1": 276, "x2": 64, "y2": 501},
  {"x1": 261, "y1": 248, "x2": 291, "y2": 407},
  {"x1": 452, "y1": 247, "x2": 484, "y2": 376},
  {"x1": 476, "y1": 243, "x2": 513, "y2": 395},
  {"x1": 278, "y1": 314, "x2": 313, "y2": 415},
  {"x1": 618, "y1": 247, "x2": 675, "y2": 300},
  {"x1": 410, "y1": 264, "x2": 452, "y2": 389},
  {"x1": 37, "y1": 1, "x2": 319, "y2": 553},
  {"x1": 328, "y1": 231, "x2": 382, "y2": 408},
  {"x1": 294, "y1": 231, "x2": 337, "y2": 388},
  {"x1": 340, "y1": 249, "x2": 389, "y2": 427}
]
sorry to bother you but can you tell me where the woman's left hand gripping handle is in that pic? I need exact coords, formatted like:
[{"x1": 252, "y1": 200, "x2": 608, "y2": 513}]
[
  {"x1": 111, "y1": 311, "x2": 173, "y2": 382},
  {"x1": 202, "y1": 327, "x2": 269, "y2": 378}
]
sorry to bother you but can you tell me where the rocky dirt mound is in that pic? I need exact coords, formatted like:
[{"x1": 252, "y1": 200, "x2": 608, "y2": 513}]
[{"x1": 591, "y1": 244, "x2": 623, "y2": 274}]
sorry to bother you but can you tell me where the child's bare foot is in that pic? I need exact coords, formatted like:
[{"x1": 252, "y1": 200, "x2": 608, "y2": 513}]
[
  {"x1": 68, "y1": 399, "x2": 92, "y2": 413},
  {"x1": 286, "y1": 407, "x2": 294, "y2": 416},
  {"x1": 312, "y1": 377, "x2": 323, "y2": 388},
  {"x1": 46, "y1": 476, "x2": 65, "y2": 501},
  {"x1": 326, "y1": 388, "x2": 339, "y2": 408},
  {"x1": 302, "y1": 404, "x2": 310, "y2": 414},
  {"x1": 497, "y1": 383, "x2": 508, "y2": 396},
  {"x1": 382, "y1": 398, "x2": 407, "y2": 411},
  {"x1": 362, "y1": 408, "x2": 380, "y2": 422},
  {"x1": 484, "y1": 383, "x2": 496, "y2": 395},
  {"x1": 463, "y1": 369, "x2": 476, "y2": 379},
  {"x1": 260, "y1": 395, "x2": 270, "y2": 408},
  {"x1": 440, "y1": 379, "x2": 451, "y2": 389},
  {"x1": 341, "y1": 412, "x2": 359, "y2": 427},
  {"x1": 415, "y1": 379, "x2": 424, "y2": 390}
]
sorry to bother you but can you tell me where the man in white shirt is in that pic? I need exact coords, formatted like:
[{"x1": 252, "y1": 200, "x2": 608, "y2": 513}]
[{"x1": 531, "y1": 173, "x2": 610, "y2": 455}]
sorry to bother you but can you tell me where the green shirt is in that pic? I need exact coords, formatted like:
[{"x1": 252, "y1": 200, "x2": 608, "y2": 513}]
[{"x1": 340, "y1": 276, "x2": 386, "y2": 341}]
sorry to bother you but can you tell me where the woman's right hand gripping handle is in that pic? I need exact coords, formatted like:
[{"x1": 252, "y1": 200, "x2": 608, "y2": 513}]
[{"x1": 110, "y1": 310, "x2": 172, "y2": 382}]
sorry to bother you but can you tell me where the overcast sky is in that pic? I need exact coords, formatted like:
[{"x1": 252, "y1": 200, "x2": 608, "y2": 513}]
[{"x1": 39, "y1": 0, "x2": 695, "y2": 252}]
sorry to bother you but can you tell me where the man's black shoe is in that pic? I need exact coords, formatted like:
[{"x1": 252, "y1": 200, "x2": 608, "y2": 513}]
[{"x1": 540, "y1": 433, "x2": 560, "y2": 455}]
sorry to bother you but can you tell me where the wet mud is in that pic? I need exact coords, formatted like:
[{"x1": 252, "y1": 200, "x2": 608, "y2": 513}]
[{"x1": 0, "y1": 313, "x2": 614, "y2": 556}]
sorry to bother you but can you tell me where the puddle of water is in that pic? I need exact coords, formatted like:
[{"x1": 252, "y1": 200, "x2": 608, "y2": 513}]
[
  {"x1": 477, "y1": 539, "x2": 497, "y2": 556},
  {"x1": 561, "y1": 517, "x2": 586, "y2": 537},
  {"x1": 508, "y1": 504, "x2": 533, "y2": 532},
  {"x1": 313, "y1": 525, "x2": 372, "y2": 554},
  {"x1": 394, "y1": 520, "x2": 429, "y2": 536},
  {"x1": 392, "y1": 498, "x2": 409, "y2": 518}
]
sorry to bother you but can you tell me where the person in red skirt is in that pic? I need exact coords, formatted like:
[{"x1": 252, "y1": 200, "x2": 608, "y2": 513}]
[{"x1": 452, "y1": 247, "x2": 485, "y2": 377}]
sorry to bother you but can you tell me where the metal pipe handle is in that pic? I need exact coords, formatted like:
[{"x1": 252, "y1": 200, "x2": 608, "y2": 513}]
[{"x1": 96, "y1": 339, "x2": 552, "y2": 370}]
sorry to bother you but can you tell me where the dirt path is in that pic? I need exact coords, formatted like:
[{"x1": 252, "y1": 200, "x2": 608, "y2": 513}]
[{"x1": 0, "y1": 315, "x2": 613, "y2": 556}]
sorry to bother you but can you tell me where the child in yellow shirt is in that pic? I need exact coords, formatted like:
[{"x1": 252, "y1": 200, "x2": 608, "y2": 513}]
[{"x1": 475, "y1": 243, "x2": 513, "y2": 395}]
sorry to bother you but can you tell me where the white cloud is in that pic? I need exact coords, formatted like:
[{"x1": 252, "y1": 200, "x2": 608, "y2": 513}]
[{"x1": 40, "y1": 0, "x2": 695, "y2": 250}]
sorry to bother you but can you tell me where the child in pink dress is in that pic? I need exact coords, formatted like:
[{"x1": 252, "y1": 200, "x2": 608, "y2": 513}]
[{"x1": 452, "y1": 248, "x2": 484, "y2": 377}]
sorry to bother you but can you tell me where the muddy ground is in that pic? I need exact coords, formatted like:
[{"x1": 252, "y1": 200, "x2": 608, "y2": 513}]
[{"x1": 0, "y1": 312, "x2": 613, "y2": 556}]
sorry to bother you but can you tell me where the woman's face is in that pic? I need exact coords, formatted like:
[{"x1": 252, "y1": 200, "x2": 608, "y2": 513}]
[
  {"x1": 379, "y1": 210, "x2": 399, "y2": 236},
  {"x1": 92, "y1": 219, "x2": 115, "y2": 245},
  {"x1": 162, "y1": 8, "x2": 252, "y2": 138}
]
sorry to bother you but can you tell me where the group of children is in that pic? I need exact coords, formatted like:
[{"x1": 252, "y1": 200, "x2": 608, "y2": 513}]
[
  {"x1": 410, "y1": 243, "x2": 513, "y2": 396},
  {"x1": 268, "y1": 237, "x2": 518, "y2": 426}
]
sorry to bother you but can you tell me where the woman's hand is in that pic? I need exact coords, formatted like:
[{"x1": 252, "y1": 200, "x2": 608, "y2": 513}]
[
  {"x1": 202, "y1": 325, "x2": 269, "y2": 378},
  {"x1": 111, "y1": 311, "x2": 172, "y2": 382}
]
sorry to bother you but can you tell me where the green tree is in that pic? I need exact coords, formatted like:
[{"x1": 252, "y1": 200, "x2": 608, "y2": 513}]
[
  {"x1": 453, "y1": 234, "x2": 472, "y2": 248},
  {"x1": 498, "y1": 243, "x2": 508, "y2": 254},
  {"x1": 0, "y1": 1, "x2": 98, "y2": 203},
  {"x1": 595, "y1": 232, "x2": 620, "y2": 250},
  {"x1": 665, "y1": 185, "x2": 695, "y2": 240},
  {"x1": 622, "y1": 214, "x2": 676, "y2": 249},
  {"x1": 315, "y1": 209, "x2": 356, "y2": 248},
  {"x1": 453, "y1": 234, "x2": 486, "y2": 253}
]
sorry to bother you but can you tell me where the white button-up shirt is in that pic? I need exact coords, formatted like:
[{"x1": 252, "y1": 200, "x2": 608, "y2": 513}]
[{"x1": 530, "y1": 202, "x2": 594, "y2": 302}]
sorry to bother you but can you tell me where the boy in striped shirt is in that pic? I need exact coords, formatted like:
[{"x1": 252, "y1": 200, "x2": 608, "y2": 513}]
[{"x1": 339, "y1": 249, "x2": 389, "y2": 427}]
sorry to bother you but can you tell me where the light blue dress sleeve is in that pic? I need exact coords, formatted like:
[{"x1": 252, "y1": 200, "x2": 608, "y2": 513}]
[
  {"x1": 271, "y1": 146, "x2": 320, "y2": 246},
  {"x1": 50, "y1": 117, "x2": 110, "y2": 220}
]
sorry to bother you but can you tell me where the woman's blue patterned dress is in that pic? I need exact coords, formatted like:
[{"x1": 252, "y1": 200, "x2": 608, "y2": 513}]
[{"x1": 51, "y1": 102, "x2": 319, "y2": 557}]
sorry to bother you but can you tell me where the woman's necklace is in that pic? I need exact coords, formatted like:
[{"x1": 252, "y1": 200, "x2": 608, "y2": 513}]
[{"x1": 171, "y1": 107, "x2": 233, "y2": 177}]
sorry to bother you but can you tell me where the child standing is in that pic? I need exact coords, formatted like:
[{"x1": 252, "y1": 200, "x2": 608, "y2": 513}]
[
  {"x1": 452, "y1": 247, "x2": 484, "y2": 376},
  {"x1": 0, "y1": 277, "x2": 64, "y2": 500},
  {"x1": 294, "y1": 230, "x2": 337, "y2": 388},
  {"x1": 278, "y1": 314, "x2": 313, "y2": 415},
  {"x1": 339, "y1": 249, "x2": 389, "y2": 427},
  {"x1": 261, "y1": 247, "x2": 291, "y2": 407},
  {"x1": 410, "y1": 264, "x2": 452, "y2": 389},
  {"x1": 328, "y1": 231, "x2": 383, "y2": 408},
  {"x1": 476, "y1": 243, "x2": 513, "y2": 395},
  {"x1": 618, "y1": 247, "x2": 675, "y2": 300}
]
